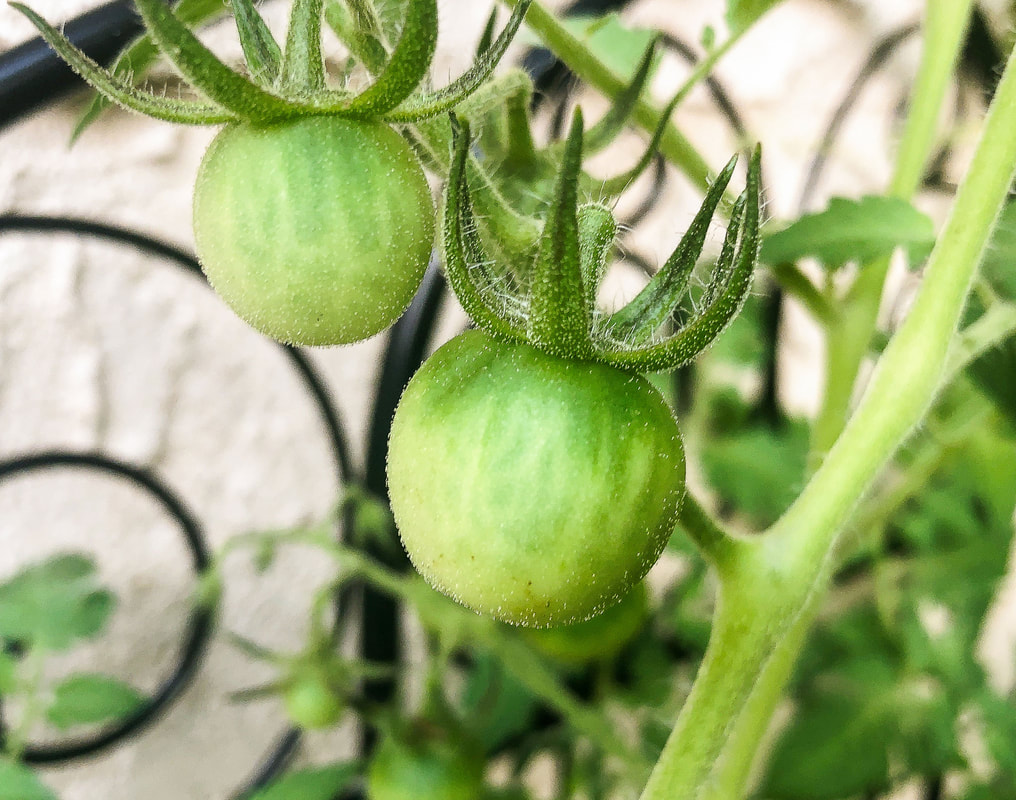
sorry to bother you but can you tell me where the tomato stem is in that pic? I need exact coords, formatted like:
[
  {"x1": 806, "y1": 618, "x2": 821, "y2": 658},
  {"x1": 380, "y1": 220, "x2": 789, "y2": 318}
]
[
  {"x1": 641, "y1": 27, "x2": 1016, "y2": 799},
  {"x1": 809, "y1": 0, "x2": 977, "y2": 465}
]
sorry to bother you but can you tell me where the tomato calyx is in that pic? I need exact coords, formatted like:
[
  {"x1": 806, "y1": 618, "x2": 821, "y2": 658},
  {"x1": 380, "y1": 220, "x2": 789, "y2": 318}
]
[
  {"x1": 444, "y1": 111, "x2": 763, "y2": 373},
  {"x1": 15, "y1": 0, "x2": 532, "y2": 128}
]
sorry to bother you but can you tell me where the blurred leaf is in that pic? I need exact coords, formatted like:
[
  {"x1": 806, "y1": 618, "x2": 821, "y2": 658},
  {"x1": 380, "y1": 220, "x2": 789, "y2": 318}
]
[
  {"x1": 46, "y1": 673, "x2": 145, "y2": 729},
  {"x1": 561, "y1": 14, "x2": 661, "y2": 80},
  {"x1": 460, "y1": 653, "x2": 540, "y2": 752},
  {"x1": 0, "y1": 554, "x2": 114, "y2": 651},
  {"x1": 761, "y1": 691, "x2": 894, "y2": 799},
  {"x1": 701, "y1": 413, "x2": 809, "y2": 528},
  {"x1": 0, "y1": 761, "x2": 57, "y2": 800},
  {"x1": 248, "y1": 763, "x2": 359, "y2": 800},
  {"x1": 0, "y1": 650, "x2": 17, "y2": 693},
  {"x1": 761, "y1": 196, "x2": 935, "y2": 269},
  {"x1": 709, "y1": 290, "x2": 767, "y2": 368},
  {"x1": 978, "y1": 690, "x2": 1016, "y2": 779},
  {"x1": 726, "y1": 0, "x2": 782, "y2": 33}
]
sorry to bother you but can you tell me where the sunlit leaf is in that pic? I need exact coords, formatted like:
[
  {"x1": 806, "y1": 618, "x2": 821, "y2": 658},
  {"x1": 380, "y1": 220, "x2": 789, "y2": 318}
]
[
  {"x1": 761, "y1": 195, "x2": 935, "y2": 269},
  {"x1": 47, "y1": 673, "x2": 145, "y2": 729},
  {"x1": 0, "y1": 554, "x2": 114, "y2": 651}
]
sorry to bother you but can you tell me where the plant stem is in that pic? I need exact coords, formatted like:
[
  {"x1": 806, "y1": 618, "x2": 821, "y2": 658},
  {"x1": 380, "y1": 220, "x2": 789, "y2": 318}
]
[
  {"x1": 214, "y1": 526, "x2": 647, "y2": 774},
  {"x1": 676, "y1": 491, "x2": 741, "y2": 572},
  {"x1": 6, "y1": 647, "x2": 46, "y2": 761},
  {"x1": 810, "y1": 0, "x2": 975, "y2": 463},
  {"x1": 500, "y1": 0, "x2": 713, "y2": 190},
  {"x1": 641, "y1": 31, "x2": 1016, "y2": 799}
]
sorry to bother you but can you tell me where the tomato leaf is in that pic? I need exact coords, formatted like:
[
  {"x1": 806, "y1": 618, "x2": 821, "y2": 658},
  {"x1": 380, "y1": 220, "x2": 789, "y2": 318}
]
[
  {"x1": 46, "y1": 674, "x2": 146, "y2": 730},
  {"x1": 761, "y1": 690, "x2": 894, "y2": 799},
  {"x1": 560, "y1": 14, "x2": 661, "y2": 81},
  {"x1": 761, "y1": 195, "x2": 935, "y2": 269},
  {"x1": 248, "y1": 763, "x2": 359, "y2": 800},
  {"x1": 700, "y1": 408, "x2": 809, "y2": 528},
  {"x1": 0, "y1": 761, "x2": 57, "y2": 800},
  {"x1": 726, "y1": 0, "x2": 783, "y2": 34},
  {"x1": 0, "y1": 554, "x2": 114, "y2": 651},
  {"x1": 0, "y1": 650, "x2": 17, "y2": 693},
  {"x1": 460, "y1": 653, "x2": 540, "y2": 752}
]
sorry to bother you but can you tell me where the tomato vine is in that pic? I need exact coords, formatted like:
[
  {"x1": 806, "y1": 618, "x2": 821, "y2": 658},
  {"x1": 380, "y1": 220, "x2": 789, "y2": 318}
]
[{"x1": 8, "y1": 0, "x2": 1016, "y2": 798}]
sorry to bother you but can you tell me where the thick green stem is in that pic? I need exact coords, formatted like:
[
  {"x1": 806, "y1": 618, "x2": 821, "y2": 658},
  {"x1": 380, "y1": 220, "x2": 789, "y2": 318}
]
[
  {"x1": 810, "y1": 0, "x2": 975, "y2": 462},
  {"x1": 641, "y1": 34, "x2": 1016, "y2": 800},
  {"x1": 500, "y1": 0, "x2": 713, "y2": 190}
]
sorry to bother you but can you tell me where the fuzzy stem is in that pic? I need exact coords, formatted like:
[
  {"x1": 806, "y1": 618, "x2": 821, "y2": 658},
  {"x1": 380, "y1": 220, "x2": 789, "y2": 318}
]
[
  {"x1": 810, "y1": 0, "x2": 975, "y2": 463},
  {"x1": 640, "y1": 31, "x2": 1016, "y2": 799},
  {"x1": 499, "y1": 0, "x2": 713, "y2": 190}
]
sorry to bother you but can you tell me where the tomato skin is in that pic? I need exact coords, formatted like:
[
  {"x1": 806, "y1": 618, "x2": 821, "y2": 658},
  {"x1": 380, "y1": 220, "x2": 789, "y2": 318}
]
[
  {"x1": 366, "y1": 734, "x2": 483, "y2": 800},
  {"x1": 523, "y1": 581, "x2": 649, "y2": 666},
  {"x1": 386, "y1": 330, "x2": 685, "y2": 627},
  {"x1": 193, "y1": 116, "x2": 434, "y2": 346}
]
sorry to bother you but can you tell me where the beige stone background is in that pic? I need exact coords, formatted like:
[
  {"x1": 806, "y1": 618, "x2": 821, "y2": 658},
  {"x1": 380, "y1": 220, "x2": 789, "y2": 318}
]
[{"x1": 2, "y1": 0, "x2": 1015, "y2": 798}]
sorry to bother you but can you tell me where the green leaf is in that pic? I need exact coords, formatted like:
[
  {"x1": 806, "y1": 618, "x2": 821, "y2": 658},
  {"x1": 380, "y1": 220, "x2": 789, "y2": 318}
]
[
  {"x1": 761, "y1": 195, "x2": 935, "y2": 269},
  {"x1": 248, "y1": 763, "x2": 359, "y2": 800},
  {"x1": 460, "y1": 653, "x2": 540, "y2": 752},
  {"x1": 0, "y1": 762, "x2": 57, "y2": 800},
  {"x1": 562, "y1": 14, "x2": 660, "y2": 81},
  {"x1": 0, "y1": 554, "x2": 114, "y2": 651},
  {"x1": 0, "y1": 650, "x2": 17, "y2": 693},
  {"x1": 726, "y1": 0, "x2": 782, "y2": 34},
  {"x1": 46, "y1": 673, "x2": 145, "y2": 729},
  {"x1": 760, "y1": 691, "x2": 894, "y2": 799},
  {"x1": 700, "y1": 414, "x2": 809, "y2": 528}
]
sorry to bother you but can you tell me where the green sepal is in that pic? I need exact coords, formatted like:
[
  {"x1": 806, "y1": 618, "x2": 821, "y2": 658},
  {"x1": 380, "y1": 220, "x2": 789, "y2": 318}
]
[
  {"x1": 467, "y1": 160, "x2": 542, "y2": 271},
  {"x1": 382, "y1": 0, "x2": 532, "y2": 122},
  {"x1": 12, "y1": 3, "x2": 232, "y2": 126},
  {"x1": 577, "y1": 203, "x2": 618, "y2": 308},
  {"x1": 322, "y1": 0, "x2": 388, "y2": 74},
  {"x1": 231, "y1": 0, "x2": 282, "y2": 86},
  {"x1": 554, "y1": 38, "x2": 658, "y2": 158},
  {"x1": 503, "y1": 81, "x2": 539, "y2": 169},
  {"x1": 72, "y1": 0, "x2": 228, "y2": 140},
  {"x1": 527, "y1": 110, "x2": 594, "y2": 359},
  {"x1": 701, "y1": 193, "x2": 747, "y2": 308},
  {"x1": 343, "y1": 0, "x2": 436, "y2": 116},
  {"x1": 133, "y1": 0, "x2": 298, "y2": 122},
  {"x1": 444, "y1": 118, "x2": 528, "y2": 341},
  {"x1": 595, "y1": 90, "x2": 680, "y2": 197},
  {"x1": 601, "y1": 147, "x2": 762, "y2": 372},
  {"x1": 280, "y1": 0, "x2": 325, "y2": 93},
  {"x1": 606, "y1": 154, "x2": 738, "y2": 343},
  {"x1": 476, "y1": 7, "x2": 499, "y2": 56}
]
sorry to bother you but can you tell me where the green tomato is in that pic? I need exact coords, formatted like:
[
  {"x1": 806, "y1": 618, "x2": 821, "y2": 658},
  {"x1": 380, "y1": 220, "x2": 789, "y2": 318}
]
[
  {"x1": 523, "y1": 581, "x2": 650, "y2": 666},
  {"x1": 386, "y1": 330, "x2": 685, "y2": 627},
  {"x1": 367, "y1": 733, "x2": 484, "y2": 800},
  {"x1": 193, "y1": 116, "x2": 434, "y2": 346},
  {"x1": 282, "y1": 670, "x2": 343, "y2": 730}
]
